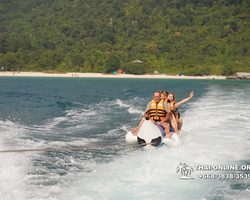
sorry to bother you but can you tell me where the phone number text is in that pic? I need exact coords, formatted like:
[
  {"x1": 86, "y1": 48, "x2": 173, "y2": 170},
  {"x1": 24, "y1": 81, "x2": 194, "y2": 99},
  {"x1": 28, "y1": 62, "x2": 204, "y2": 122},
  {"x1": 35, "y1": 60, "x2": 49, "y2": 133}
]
[{"x1": 199, "y1": 174, "x2": 250, "y2": 180}]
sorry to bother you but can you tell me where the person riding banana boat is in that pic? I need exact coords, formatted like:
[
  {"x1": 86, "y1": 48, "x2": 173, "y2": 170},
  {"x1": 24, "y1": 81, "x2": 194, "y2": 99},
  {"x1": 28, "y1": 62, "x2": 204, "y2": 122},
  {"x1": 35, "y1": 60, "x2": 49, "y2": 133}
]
[
  {"x1": 131, "y1": 91, "x2": 173, "y2": 138},
  {"x1": 167, "y1": 91, "x2": 194, "y2": 131},
  {"x1": 160, "y1": 90, "x2": 179, "y2": 133}
]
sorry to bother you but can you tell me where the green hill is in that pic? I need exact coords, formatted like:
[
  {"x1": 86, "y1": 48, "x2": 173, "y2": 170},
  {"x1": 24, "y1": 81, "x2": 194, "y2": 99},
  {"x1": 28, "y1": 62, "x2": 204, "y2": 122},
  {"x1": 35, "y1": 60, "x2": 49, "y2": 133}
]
[{"x1": 0, "y1": 0, "x2": 250, "y2": 75}]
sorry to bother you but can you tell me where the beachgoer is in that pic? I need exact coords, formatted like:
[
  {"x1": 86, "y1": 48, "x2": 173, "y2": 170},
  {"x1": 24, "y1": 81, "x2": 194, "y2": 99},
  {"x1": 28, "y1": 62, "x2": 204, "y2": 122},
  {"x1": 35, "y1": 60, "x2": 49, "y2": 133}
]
[{"x1": 131, "y1": 91, "x2": 173, "y2": 138}]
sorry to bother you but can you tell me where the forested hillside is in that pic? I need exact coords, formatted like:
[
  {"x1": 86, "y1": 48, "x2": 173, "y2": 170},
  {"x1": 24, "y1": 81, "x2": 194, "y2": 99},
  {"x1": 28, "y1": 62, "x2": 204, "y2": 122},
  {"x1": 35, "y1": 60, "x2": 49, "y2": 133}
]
[{"x1": 0, "y1": 0, "x2": 250, "y2": 75}]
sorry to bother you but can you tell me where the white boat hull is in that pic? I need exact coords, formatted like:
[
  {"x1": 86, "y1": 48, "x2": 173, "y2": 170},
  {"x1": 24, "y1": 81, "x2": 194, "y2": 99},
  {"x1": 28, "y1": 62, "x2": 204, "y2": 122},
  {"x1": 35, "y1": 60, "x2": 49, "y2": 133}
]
[{"x1": 126, "y1": 119, "x2": 181, "y2": 147}]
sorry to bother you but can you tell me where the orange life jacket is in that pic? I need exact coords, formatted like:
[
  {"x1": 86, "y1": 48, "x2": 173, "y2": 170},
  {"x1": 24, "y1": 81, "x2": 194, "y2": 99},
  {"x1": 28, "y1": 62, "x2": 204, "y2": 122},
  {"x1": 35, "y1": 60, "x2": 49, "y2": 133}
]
[
  {"x1": 148, "y1": 99, "x2": 166, "y2": 121},
  {"x1": 168, "y1": 101, "x2": 175, "y2": 114}
]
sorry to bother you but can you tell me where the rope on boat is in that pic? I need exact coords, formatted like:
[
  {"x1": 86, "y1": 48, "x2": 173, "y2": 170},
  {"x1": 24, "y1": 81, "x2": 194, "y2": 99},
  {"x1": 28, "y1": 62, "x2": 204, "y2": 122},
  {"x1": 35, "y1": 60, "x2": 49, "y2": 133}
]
[{"x1": 0, "y1": 143, "x2": 154, "y2": 153}]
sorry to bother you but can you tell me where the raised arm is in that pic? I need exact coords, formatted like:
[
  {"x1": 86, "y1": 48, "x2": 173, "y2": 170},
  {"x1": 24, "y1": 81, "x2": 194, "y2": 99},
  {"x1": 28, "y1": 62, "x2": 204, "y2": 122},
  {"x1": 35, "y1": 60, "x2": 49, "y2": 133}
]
[{"x1": 175, "y1": 91, "x2": 194, "y2": 108}]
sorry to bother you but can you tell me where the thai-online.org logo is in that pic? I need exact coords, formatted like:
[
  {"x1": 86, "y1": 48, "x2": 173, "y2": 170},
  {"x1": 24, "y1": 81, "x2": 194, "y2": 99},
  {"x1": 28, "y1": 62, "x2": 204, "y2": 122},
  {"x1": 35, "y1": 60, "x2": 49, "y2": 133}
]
[
  {"x1": 177, "y1": 163, "x2": 194, "y2": 180},
  {"x1": 176, "y1": 163, "x2": 250, "y2": 180}
]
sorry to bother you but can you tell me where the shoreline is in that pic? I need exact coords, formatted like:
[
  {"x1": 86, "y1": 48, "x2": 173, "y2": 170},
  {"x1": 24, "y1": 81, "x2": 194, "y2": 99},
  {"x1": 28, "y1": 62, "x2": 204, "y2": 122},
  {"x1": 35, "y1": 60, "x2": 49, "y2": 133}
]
[{"x1": 0, "y1": 72, "x2": 226, "y2": 79}]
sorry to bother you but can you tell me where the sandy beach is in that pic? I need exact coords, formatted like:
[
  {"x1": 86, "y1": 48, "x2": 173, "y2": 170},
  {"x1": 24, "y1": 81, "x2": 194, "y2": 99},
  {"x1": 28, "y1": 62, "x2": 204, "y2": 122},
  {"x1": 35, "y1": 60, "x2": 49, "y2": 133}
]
[{"x1": 0, "y1": 71, "x2": 226, "y2": 79}]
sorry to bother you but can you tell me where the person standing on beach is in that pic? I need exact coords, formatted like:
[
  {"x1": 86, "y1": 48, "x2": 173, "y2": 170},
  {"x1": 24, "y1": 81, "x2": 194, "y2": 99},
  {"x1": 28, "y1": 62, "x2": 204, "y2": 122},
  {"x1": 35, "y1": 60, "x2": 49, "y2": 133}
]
[{"x1": 131, "y1": 91, "x2": 173, "y2": 138}]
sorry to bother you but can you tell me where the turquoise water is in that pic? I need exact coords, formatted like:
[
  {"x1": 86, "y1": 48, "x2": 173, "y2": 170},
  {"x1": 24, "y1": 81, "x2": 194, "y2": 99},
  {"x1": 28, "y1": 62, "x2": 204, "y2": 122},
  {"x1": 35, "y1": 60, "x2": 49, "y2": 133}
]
[{"x1": 0, "y1": 77, "x2": 250, "y2": 200}]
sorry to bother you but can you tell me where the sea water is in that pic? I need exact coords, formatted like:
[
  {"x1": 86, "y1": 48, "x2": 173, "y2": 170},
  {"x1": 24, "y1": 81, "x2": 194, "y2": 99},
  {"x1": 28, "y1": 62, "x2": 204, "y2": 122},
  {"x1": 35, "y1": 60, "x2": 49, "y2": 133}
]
[{"x1": 0, "y1": 77, "x2": 249, "y2": 200}]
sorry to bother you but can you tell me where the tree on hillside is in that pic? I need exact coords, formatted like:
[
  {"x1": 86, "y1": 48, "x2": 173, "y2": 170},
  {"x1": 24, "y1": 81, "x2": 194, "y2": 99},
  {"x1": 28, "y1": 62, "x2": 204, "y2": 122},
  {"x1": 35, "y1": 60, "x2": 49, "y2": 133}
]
[
  {"x1": 104, "y1": 55, "x2": 120, "y2": 73},
  {"x1": 122, "y1": 62, "x2": 145, "y2": 74},
  {"x1": 0, "y1": 0, "x2": 250, "y2": 74}
]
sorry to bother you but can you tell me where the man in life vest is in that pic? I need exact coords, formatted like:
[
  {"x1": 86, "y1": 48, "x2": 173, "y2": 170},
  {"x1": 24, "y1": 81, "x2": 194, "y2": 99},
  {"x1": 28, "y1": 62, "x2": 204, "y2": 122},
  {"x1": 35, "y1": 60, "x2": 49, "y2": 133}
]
[{"x1": 131, "y1": 91, "x2": 173, "y2": 138}]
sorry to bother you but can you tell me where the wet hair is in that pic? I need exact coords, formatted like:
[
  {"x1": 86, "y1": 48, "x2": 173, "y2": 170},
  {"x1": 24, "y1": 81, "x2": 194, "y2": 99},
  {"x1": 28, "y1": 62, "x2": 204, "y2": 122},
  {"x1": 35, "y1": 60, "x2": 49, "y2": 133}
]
[
  {"x1": 160, "y1": 90, "x2": 168, "y2": 97},
  {"x1": 168, "y1": 92, "x2": 176, "y2": 101}
]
